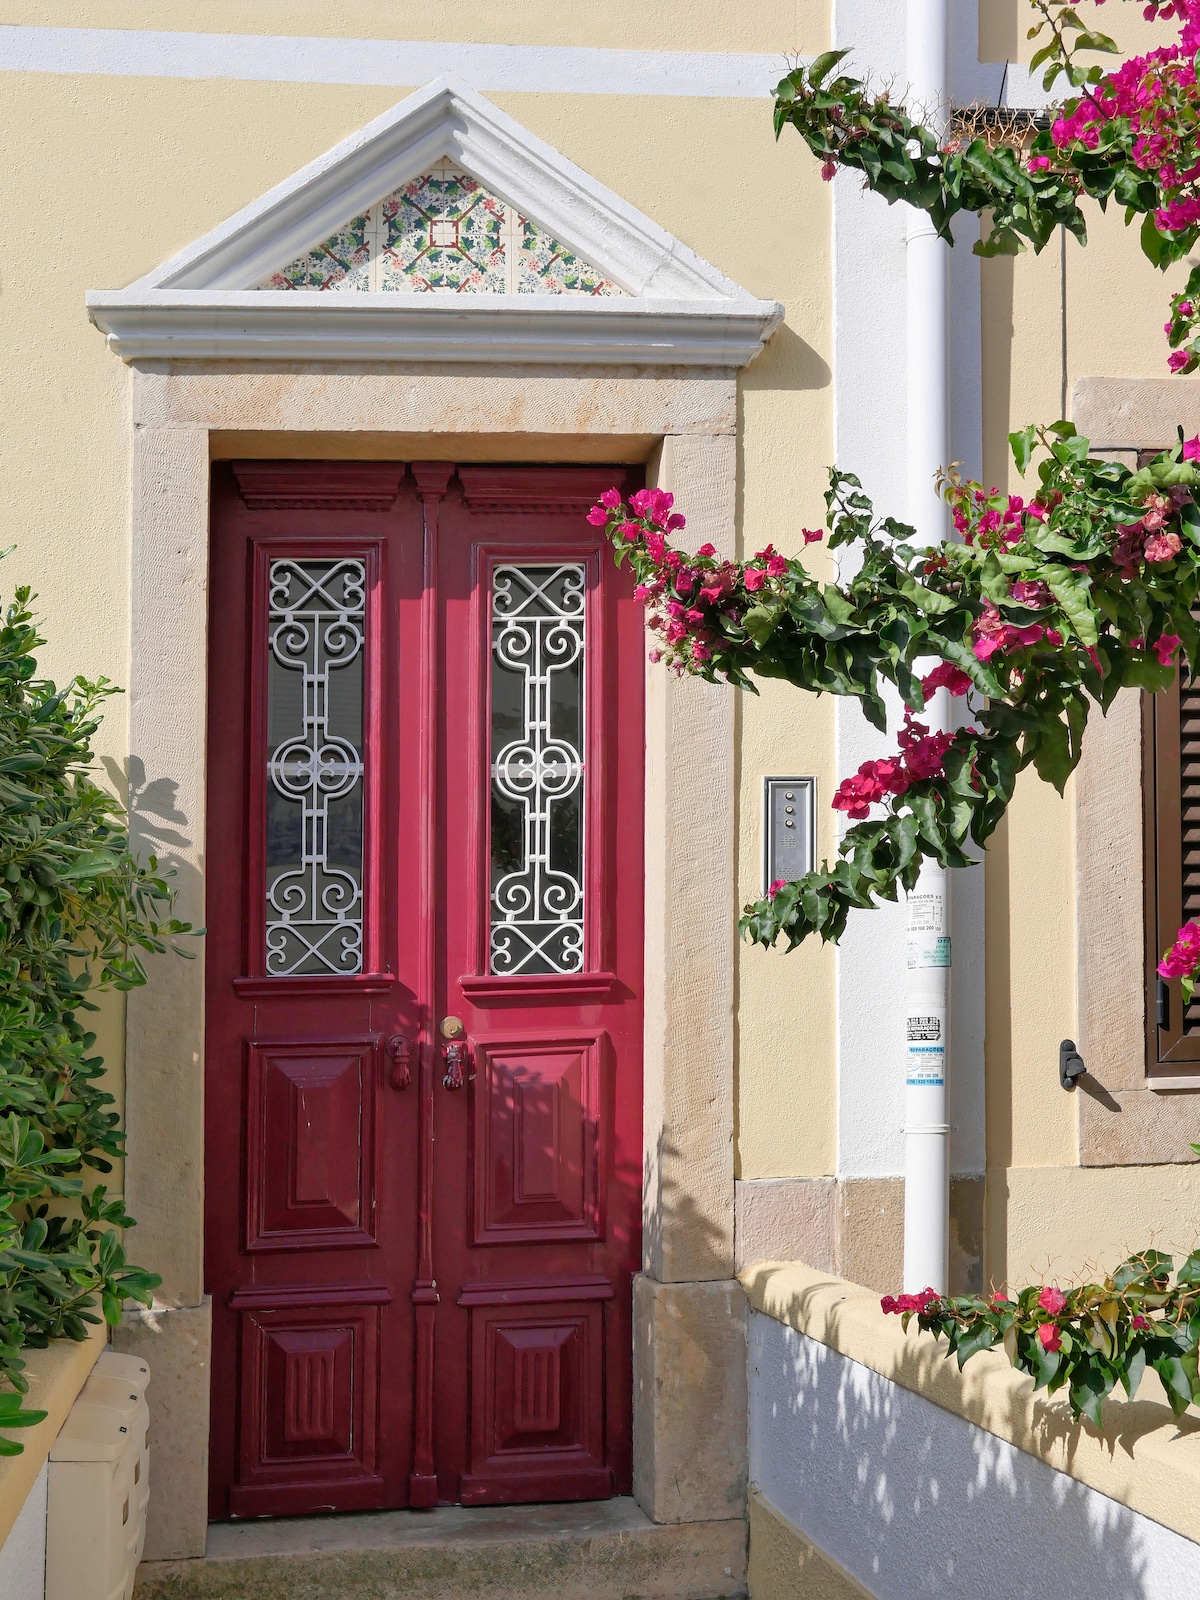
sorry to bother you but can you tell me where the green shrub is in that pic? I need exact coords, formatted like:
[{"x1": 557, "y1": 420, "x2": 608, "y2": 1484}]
[{"x1": 0, "y1": 584, "x2": 190, "y2": 1449}]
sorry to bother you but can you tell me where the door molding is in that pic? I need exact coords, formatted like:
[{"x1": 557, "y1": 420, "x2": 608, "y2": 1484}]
[{"x1": 120, "y1": 363, "x2": 740, "y2": 1556}]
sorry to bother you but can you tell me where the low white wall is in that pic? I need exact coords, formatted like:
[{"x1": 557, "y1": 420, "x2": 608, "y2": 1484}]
[
  {"x1": 749, "y1": 1308, "x2": 1200, "y2": 1598},
  {"x1": 0, "y1": 1459, "x2": 45, "y2": 1600}
]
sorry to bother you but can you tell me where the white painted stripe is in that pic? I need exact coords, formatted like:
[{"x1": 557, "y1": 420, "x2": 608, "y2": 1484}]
[{"x1": 0, "y1": 25, "x2": 789, "y2": 97}]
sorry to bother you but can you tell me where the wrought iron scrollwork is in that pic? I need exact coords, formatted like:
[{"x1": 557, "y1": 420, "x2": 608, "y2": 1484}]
[
  {"x1": 265, "y1": 558, "x2": 366, "y2": 977},
  {"x1": 489, "y1": 563, "x2": 586, "y2": 976}
]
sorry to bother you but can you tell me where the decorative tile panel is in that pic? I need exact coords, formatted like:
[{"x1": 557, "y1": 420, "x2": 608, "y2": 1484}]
[
  {"x1": 518, "y1": 218, "x2": 617, "y2": 296},
  {"x1": 262, "y1": 161, "x2": 623, "y2": 296}
]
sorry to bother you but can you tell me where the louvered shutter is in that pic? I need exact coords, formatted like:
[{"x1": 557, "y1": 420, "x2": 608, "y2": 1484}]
[
  {"x1": 1144, "y1": 673, "x2": 1200, "y2": 1070},
  {"x1": 1138, "y1": 441, "x2": 1200, "y2": 1074}
]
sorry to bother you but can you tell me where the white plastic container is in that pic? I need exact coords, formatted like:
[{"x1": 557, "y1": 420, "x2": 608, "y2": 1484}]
[{"x1": 46, "y1": 1352, "x2": 151, "y2": 1600}]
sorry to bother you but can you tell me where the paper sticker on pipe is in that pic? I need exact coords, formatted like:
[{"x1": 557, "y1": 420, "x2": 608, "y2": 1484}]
[
  {"x1": 906, "y1": 1009, "x2": 945, "y2": 1086},
  {"x1": 908, "y1": 934, "x2": 951, "y2": 970}
]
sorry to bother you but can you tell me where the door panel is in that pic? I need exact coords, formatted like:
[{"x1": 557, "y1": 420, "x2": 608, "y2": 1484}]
[
  {"x1": 471, "y1": 1033, "x2": 604, "y2": 1246},
  {"x1": 433, "y1": 469, "x2": 643, "y2": 1504},
  {"x1": 205, "y1": 461, "x2": 642, "y2": 1518},
  {"x1": 243, "y1": 1038, "x2": 379, "y2": 1252}
]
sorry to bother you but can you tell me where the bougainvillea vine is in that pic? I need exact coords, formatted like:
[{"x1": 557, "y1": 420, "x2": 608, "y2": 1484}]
[
  {"x1": 591, "y1": 425, "x2": 1200, "y2": 966},
  {"x1": 772, "y1": 0, "x2": 1200, "y2": 372},
  {"x1": 884, "y1": 1248, "x2": 1200, "y2": 1426}
]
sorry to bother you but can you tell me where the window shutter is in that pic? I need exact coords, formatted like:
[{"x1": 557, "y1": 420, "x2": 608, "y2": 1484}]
[{"x1": 1144, "y1": 661, "x2": 1200, "y2": 1071}]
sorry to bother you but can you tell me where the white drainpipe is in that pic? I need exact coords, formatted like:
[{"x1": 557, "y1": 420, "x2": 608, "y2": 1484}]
[{"x1": 903, "y1": 0, "x2": 951, "y2": 1294}]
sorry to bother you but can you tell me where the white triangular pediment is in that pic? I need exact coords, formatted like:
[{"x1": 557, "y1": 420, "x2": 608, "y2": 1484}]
[{"x1": 87, "y1": 76, "x2": 782, "y2": 365}]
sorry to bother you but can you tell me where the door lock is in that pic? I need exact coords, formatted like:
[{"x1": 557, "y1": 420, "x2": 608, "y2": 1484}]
[{"x1": 440, "y1": 1016, "x2": 465, "y2": 1039}]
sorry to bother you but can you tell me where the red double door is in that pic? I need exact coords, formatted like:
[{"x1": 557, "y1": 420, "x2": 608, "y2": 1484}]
[{"x1": 204, "y1": 460, "x2": 644, "y2": 1518}]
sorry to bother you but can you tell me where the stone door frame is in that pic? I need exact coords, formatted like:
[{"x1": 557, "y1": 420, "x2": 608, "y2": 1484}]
[{"x1": 115, "y1": 360, "x2": 747, "y2": 1560}]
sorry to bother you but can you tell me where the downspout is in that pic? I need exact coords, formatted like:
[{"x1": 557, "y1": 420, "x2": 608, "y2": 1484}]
[{"x1": 903, "y1": 0, "x2": 952, "y2": 1294}]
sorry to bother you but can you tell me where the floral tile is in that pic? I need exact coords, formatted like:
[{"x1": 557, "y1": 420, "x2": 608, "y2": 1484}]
[
  {"x1": 379, "y1": 166, "x2": 507, "y2": 293},
  {"x1": 517, "y1": 217, "x2": 621, "y2": 296},
  {"x1": 262, "y1": 215, "x2": 371, "y2": 291},
  {"x1": 260, "y1": 165, "x2": 625, "y2": 297}
]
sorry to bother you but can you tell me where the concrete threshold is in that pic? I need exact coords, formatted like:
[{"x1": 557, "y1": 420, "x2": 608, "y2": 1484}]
[{"x1": 133, "y1": 1497, "x2": 748, "y2": 1599}]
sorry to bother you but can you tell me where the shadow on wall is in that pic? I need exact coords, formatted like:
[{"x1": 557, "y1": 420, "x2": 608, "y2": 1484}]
[
  {"x1": 750, "y1": 1309, "x2": 1200, "y2": 1598},
  {"x1": 643, "y1": 1131, "x2": 731, "y2": 1281},
  {"x1": 102, "y1": 751, "x2": 205, "y2": 949},
  {"x1": 103, "y1": 756, "x2": 194, "y2": 861},
  {"x1": 740, "y1": 324, "x2": 832, "y2": 398}
]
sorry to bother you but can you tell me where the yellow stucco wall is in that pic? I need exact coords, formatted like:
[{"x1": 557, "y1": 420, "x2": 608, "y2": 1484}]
[
  {"x1": 2, "y1": 2, "x2": 1196, "y2": 1283},
  {"x1": 978, "y1": 13, "x2": 1197, "y2": 1263},
  {"x1": 0, "y1": 9, "x2": 837, "y2": 1183}
]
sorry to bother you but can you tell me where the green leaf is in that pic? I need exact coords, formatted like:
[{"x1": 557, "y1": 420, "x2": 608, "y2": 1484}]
[
  {"x1": 1122, "y1": 1344, "x2": 1147, "y2": 1401},
  {"x1": 1009, "y1": 426, "x2": 1038, "y2": 475},
  {"x1": 1152, "y1": 1352, "x2": 1194, "y2": 1417},
  {"x1": 1072, "y1": 30, "x2": 1119, "y2": 54},
  {"x1": 1046, "y1": 570, "x2": 1097, "y2": 646},
  {"x1": 743, "y1": 602, "x2": 785, "y2": 646},
  {"x1": 807, "y1": 48, "x2": 852, "y2": 88}
]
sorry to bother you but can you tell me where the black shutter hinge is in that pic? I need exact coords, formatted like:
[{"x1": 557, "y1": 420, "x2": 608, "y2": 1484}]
[{"x1": 1158, "y1": 978, "x2": 1171, "y2": 1030}]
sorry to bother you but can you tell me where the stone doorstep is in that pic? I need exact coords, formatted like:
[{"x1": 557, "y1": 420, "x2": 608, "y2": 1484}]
[{"x1": 132, "y1": 1498, "x2": 748, "y2": 1600}]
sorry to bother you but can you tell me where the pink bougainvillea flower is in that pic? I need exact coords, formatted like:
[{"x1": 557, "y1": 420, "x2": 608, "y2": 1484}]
[
  {"x1": 921, "y1": 662, "x2": 973, "y2": 699},
  {"x1": 743, "y1": 568, "x2": 767, "y2": 592},
  {"x1": 696, "y1": 542, "x2": 717, "y2": 558},
  {"x1": 991, "y1": 1292, "x2": 1011, "y2": 1307},
  {"x1": 972, "y1": 599, "x2": 1049, "y2": 661},
  {"x1": 1145, "y1": 530, "x2": 1183, "y2": 562},
  {"x1": 1170, "y1": 351, "x2": 1192, "y2": 372},
  {"x1": 1132, "y1": 1314, "x2": 1151, "y2": 1331},
  {"x1": 1038, "y1": 1285, "x2": 1067, "y2": 1315},
  {"x1": 1159, "y1": 920, "x2": 1200, "y2": 978},
  {"x1": 1037, "y1": 1323, "x2": 1063, "y2": 1353},
  {"x1": 1009, "y1": 580, "x2": 1052, "y2": 606},
  {"x1": 831, "y1": 756, "x2": 911, "y2": 819},
  {"x1": 803, "y1": 528, "x2": 825, "y2": 545},
  {"x1": 1184, "y1": 435, "x2": 1200, "y2": 461},
  {"x1": 880, "y1": 1295, "x2": 898, "y2": 1314},
  {"x1": 599, "y1": 487, "x2": 623, "y2": 509},
  {"x1": 691, "y1": 640, "x2": 712, "y2": 662},
  {"x1": 586, "y1": 505, "x2": 610, "y2": 526},
  {"x1": 897, "y1": 717, "x2": 954, "y2": 781},
  {"x1": 645, "y1": 532, "x2": 666, "y2": 564},
  {"x1": 768, "y1": 878, "x2": 787, "y2": 899},
  {"x1": 1154, "y1": 633, "x2": 1182, "y2": 665},
  {"x1": 820, "y1": 160, "x2": 837, "y2": 181},
  {"x1": 766, "y1": 554, "x2": 788, "y2": 576}
]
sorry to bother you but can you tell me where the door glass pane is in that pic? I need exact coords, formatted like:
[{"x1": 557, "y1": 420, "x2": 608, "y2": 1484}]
[
  {"x1": 265, "y1": 558, "x2": 365, "y2": 976},
  {"x1": 490, "y1": 564, "x2": 586, "y2": 975}
]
